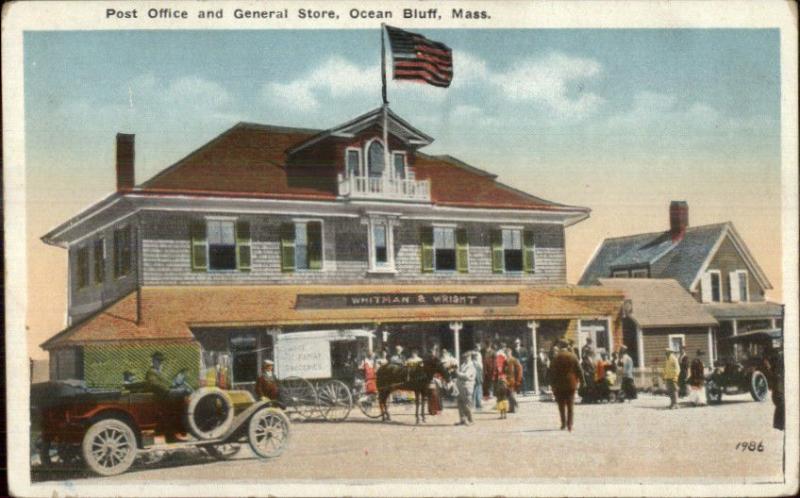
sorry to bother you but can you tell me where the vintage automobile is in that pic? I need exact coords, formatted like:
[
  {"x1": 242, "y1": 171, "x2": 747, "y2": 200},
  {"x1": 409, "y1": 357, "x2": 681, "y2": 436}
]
[
  {"x1": 705, "y1": 328, "x2": 782, "y2": 404},
  {"x1": 32, "y1": 380, "x2": 290, "y2": 476}
]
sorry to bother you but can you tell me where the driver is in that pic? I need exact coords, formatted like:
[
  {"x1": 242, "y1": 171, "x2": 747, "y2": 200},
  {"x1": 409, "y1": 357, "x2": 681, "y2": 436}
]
[{"x1": 145, "y1": 351, "x2": 172, "y2": 396}]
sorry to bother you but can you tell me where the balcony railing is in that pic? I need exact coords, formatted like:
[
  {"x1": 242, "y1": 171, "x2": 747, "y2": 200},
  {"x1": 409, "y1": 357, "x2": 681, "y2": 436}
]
[{"x1": 337, "y1": 174, "x2": 431, "y2": 202}]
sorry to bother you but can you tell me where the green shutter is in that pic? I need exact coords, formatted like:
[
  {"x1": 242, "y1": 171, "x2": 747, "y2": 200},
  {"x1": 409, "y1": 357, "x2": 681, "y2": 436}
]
[
  {"x1": 236, "y1": 220, "x2": 251, "y2": 271},
  {"x1": 523, "y1": 230, "x2": 535, "y2": 273},
  {"x1": 491, "y1": 229, "x2": 504, "y2": 273},
  {"x1": 420, "y1": 226, "x2": 434, "y2": 273},
  {"x1": 456, "y1": 228, "x2": 469, "y2": 273},
  {"x1": 307, "y1": 221, "x2": 322, "y2": 270},
  {"x1": 190, "y1": 222, "x2": 207, "y2": 271},
  {"x1": 280, "y1": 223, "x2": 296, "y2": 272}
]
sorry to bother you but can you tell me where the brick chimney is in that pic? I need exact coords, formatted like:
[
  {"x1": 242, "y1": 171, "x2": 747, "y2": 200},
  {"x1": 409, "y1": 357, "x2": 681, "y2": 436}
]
[
  {"x1": 669, "y1": 200, "x2": 689, "y2": 242},
  {"x1": 116, "y1": 133, "x2": 135, "y2": 191}
]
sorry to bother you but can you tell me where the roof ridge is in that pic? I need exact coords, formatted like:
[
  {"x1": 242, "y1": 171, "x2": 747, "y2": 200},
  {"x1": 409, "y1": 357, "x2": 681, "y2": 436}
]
[{"x1": 234, "y1": 122, "x2": 322, "y2": 135}]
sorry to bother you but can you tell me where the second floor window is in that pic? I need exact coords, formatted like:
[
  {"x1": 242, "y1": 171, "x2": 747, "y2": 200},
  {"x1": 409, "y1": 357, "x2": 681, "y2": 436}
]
[
  {"x1": 393, "y1": 152, "x2": 406, "y2": 179},
  {"x1": 346, "y1": 148, "x2": 361, "y2": 177},
  {"x1": 367, "y1": 141, "x2": 385, "y2": 178},
  {"x1": 113, "y1": 226, "x2": 132, "y2": 278},
  {"x1": 491, "y1": 228, "x2": 535, "y2": 273},
  {"x1": 191, "y1": 219, "x2": 251, "y2": 272},
  {"x1": 421, "y1": 226, "x2": 468, "y2": 273},
  {"x1": 433, "y1": 227, "x2": 456, "y2": 271},
  {"x1": 702, "y1": 270, "x2": 722, "y2": 302},
  {"x1": 280, "y1": 221, "x2": 322, "y2": 272},
  {"x1": 373, "y1": 224, "x2": 388, "y2": 266},
  {"x1": 93, "y1": 238, "x2": 105, "y2": 284},
  {"x1": 76, "y1": 246, "x2": 90, "y2": 289},
  {"x1": 730, "y1": 270, "x2": 749, "y2": 302}
]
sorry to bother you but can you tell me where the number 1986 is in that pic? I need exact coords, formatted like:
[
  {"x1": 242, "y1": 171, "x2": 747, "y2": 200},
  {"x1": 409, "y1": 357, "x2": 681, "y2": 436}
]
[{"x1": 736, "y1": 441, "x2": 764, "y2": 452}]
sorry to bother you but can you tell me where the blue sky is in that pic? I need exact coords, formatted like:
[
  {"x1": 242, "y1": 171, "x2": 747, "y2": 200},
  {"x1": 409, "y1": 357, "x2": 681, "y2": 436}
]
[{"x1": 24, "y1": 29, "x2": 783, "y2": 353}]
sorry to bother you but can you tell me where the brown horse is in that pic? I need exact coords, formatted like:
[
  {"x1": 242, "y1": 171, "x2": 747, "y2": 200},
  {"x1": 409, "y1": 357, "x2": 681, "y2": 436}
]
[{"x1": 376, "y1": 357, "x2": 449, "y2": 424}]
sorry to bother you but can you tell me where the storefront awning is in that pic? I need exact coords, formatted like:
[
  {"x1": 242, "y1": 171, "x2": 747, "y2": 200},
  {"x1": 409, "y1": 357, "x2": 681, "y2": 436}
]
[{"x1": 42, "y1": 284, "x2": 624, "y2": 349}]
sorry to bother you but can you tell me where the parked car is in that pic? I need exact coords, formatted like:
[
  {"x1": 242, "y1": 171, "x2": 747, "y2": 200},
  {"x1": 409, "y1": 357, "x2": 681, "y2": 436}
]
[
  {"x1": 705, "y1": 328, "x2": 782, "y2": 404},
  {"x1": 32, "y1": 380, "x2": 290, "y2": 476}
]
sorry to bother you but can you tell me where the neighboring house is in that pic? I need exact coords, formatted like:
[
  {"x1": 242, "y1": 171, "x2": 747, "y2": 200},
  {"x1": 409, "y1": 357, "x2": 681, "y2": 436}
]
[
  {"x1": 41, "y1": 106, "x2": 623, "y2": 391},
  {"x1": 580, "y1": 201, "x2": 782, "y2": 360},
  {"x1": 597, "y1": 279, "x2": 718, "y2": 377}
]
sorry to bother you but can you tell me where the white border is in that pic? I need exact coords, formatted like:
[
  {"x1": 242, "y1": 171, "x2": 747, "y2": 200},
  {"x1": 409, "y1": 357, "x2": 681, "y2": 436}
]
[{"x1": 3, "y1": 1, "x2": 798, "y2": 497}]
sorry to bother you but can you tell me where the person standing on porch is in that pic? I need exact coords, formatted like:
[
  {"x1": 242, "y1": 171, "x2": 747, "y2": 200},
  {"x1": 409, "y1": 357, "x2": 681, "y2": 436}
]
[
  {"x1": 663, "y1": 348, "x2": 681, "y2": 409},
  {"x1": 549, "y1": 341, "x2": 582, "y2": 431}
]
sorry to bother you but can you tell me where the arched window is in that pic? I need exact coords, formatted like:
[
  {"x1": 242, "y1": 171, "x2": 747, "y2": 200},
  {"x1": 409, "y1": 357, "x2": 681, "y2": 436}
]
[{"x1": 367, "y1": 141, "x2": 385, "y2": 178}]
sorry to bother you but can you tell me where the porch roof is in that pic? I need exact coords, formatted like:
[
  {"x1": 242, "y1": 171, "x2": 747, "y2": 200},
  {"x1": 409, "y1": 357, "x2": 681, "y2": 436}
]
[{"x1": 42, "y1": 284, "x2": 624, "y2": 349}]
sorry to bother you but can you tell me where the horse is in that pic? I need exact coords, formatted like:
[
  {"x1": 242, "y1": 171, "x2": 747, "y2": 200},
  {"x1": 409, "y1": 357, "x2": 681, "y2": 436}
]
[{"x1": 376, "y1": 356, "x2": 450, "y2": 424}]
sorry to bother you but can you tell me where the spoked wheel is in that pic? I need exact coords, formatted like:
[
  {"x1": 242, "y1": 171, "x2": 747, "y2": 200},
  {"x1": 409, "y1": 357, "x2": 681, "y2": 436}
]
[
  {"x1": 318, "y1": 380, "x2": 353, "y2": 422},
  {"x1": 750, "y1": 371, "x2": 769, "y2": 401},
  {"x1": 356, "y1": 392, "x2": 382, "y2": 419},
  {"x1": 248, "y1": 407, "x2": 291, "y2": 459},
  {"x1": 203, "y1": 443, "x2": 242, "y2": 460},
  {"x1": 81, "y1": 418, "x2": 138, "y2": 476},
  {"x1": 278, "y1": 377, "x2": 318, "y2": 420}
]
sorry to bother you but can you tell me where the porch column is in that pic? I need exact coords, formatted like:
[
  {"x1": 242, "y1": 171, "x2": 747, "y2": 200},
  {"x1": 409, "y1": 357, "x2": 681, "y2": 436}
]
[
  {"x1": 606, "y1": 317, "x2": 614, "y2": 353},
  {"x1": 732, "y1": 319, "x2": 739, "y2": 360},
  {"x1": 449, "y1": 321, "x2": 463, "y2": 364},
  {"x1": 527, "y1": 320, "x2": 539, "y2": 395},
  {"x1": 708, "y1": 326, "x2": 715, "y2": 365},
  {"x1": 636, "y1": 326, "x2": 645, "y2": 369},
  {"x1": 770, "y1": 318, "x2": 777, "y2": 329}
]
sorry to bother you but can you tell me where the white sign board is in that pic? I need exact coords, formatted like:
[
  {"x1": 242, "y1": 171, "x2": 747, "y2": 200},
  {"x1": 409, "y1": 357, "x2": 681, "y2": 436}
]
[{"x1": 275, "y1": 337, "x2": 331, "y2": 380}]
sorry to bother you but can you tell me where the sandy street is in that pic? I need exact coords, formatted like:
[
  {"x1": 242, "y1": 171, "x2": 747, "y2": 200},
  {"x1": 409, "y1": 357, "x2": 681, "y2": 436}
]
[{"x1": 33, "y1": 392, "x2": 784, "y2": 485}]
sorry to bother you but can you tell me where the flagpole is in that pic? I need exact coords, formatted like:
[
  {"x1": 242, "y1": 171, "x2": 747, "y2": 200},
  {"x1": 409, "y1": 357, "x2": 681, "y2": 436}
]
[{"x1": 381, "y1": 24, "x2": 391, "y2": 182}]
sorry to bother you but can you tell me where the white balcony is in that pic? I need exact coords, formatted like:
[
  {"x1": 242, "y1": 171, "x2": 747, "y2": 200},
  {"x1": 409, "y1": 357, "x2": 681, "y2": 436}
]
[{"x1": 337, "y1": 174, "x2": 431, "y2": 202}]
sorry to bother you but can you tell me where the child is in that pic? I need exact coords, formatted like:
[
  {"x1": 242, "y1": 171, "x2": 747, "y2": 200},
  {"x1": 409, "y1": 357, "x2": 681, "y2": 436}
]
[{"x1": 495, "y1": 378, "x2": 510, "y2": 419}]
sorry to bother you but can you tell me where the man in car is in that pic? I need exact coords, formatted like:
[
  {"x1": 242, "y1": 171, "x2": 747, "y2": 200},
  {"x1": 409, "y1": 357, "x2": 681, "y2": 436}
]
[{"x1": 145, "y1": 351, "x2": 172, "y2": 396}]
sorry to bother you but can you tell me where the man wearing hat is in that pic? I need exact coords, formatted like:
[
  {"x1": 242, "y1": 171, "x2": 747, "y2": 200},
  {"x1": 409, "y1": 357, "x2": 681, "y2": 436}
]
[
  {"x1": 662, "y1": 348, "x2": 680, "y2": 409},
  {"x1": 256, "y1": 359, "x2": 279, "y2": 400},
  {"x1": 145, "y1": 351, "x2": 171, "y2": 396},
  {"x1": 549, "y1": 340, "x2": 582, "y2": 431},
  {"x1": 619, "y1": 345, "x2": 637, "y2": 400}
]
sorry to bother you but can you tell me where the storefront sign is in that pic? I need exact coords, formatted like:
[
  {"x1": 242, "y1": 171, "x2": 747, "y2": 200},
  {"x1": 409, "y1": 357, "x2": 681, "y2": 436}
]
[
  {"x1": 296, "y1": 292, "x2": 519, "y2": 309},
  {"x1": 274, "y1": 337, "x2": 331, "y2": 379}
]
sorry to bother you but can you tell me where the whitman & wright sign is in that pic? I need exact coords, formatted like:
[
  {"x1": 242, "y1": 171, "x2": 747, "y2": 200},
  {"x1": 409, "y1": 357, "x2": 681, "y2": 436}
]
[{"x1": 295, "y1": 292, "x2": 519, "y2": 309}]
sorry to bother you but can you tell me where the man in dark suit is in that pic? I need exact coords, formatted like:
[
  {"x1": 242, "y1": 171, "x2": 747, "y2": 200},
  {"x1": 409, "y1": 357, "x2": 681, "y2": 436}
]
[{"x1": 549, "y1": 340, "x2": 582, "y2": 431}]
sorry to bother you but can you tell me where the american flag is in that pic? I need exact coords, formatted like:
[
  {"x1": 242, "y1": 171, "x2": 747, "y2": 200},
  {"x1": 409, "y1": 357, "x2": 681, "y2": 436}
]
[{"x1": 386, "y1": 26, "x2": 453, "y2": 88}]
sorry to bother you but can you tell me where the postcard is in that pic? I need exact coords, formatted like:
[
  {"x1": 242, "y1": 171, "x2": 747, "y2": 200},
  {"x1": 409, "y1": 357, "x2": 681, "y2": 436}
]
[{"x1": 3, "y1": 1, "x2": 798, "y2": 496}]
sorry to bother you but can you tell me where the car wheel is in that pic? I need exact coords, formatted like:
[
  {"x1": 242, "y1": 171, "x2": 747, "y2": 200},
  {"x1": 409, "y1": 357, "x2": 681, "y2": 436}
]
[
  {"x1": 248, "y1": 407, "x2": 290, "y2": 459},
  {"x1": 186, "y1": 387, "x2": 235, "y2": 440},
  {"x1": 750, "y1": 371, "x2": 769, "y2": 402},
  {"x1": 81, "y1": 418, "x2": 138, "y2": 476},
  {"x1": 706, "y1": 379, "x2": 722, "y2": 404}
]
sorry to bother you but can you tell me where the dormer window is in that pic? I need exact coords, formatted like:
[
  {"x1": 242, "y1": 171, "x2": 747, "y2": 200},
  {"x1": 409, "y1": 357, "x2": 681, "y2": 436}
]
[{"x1": 367, "y1": 140, "x2": 385, "y2": 178}]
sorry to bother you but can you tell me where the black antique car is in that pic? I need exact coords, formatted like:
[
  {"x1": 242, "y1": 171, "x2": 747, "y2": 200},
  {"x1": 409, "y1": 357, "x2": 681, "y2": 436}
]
[{"x1": 705, "y1": 328, "x2": 782, "y2": 404}]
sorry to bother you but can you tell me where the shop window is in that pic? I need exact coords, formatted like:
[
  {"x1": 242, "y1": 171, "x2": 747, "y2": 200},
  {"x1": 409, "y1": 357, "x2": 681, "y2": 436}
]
[
  {"x1": 280, "y1": 221, "x2": 322, "y2": 272},
  {"x1": 113, "y1": 226, "x2": 132, "y2": 278},
  {"x1": 76, "y1": 246, "x2": 90, "y2": 289},
  {"x1": 230, "y1": 333, "x2": 258, "y2": 384},
  {"x1": 93, "y1": 238, "x2": 105, "y2": 284},
  {"x1": 191, "y1": 219, "x2": 251, "y2": 272}
]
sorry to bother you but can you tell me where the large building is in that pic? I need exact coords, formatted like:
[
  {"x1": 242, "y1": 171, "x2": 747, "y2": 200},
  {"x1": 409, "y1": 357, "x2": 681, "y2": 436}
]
[{"x1": 41, "y1": 106, "x2": 623, "y2": 391}]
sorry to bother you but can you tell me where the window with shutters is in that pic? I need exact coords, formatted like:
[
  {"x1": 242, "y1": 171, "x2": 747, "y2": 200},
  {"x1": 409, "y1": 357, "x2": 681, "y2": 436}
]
[
  {"x1": 191, "y1": 218, "x2": 251, "y2": 272},
  {"x1": 709, "y1": 270, "x2": 722, "y2": 302},
  {"x1": 76, "y1": 246, "x2": 90, "y2": 289},
  {"x1": 492, "y1": 228, "x2": 534, "y2": 274},
  {"x1": 113, "y1": 226, "x2": 132, "y2": 278},
  {"x1": 93, "y1": 238, "x2": 105, "y2": 284},
  {"x1": 280, "y1": 220, "x2": 323, "y2": 272},
  {"x1": 732, "y1": 270, "x2": 749, "y2": 302}
]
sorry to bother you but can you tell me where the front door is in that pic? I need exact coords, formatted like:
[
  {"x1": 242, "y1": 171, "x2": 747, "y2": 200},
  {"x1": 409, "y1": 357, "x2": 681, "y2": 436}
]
[{"x1": 579, "y1": 320, "x2": 611, "y2": 355}]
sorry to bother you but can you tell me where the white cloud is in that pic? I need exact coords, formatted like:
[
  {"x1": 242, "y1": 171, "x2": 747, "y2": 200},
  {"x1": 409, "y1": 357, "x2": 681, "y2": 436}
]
[{"x1": 606, "y1": 91, "x2": 742, "y2": 134}]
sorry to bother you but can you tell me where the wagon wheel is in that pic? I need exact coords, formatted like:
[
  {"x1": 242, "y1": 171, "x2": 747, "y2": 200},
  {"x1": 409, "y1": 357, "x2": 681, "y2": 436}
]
[
  {"x1": 356, "y1": 392, "x2": 382, "y2": 419},
  {"x1": 278, "y1": 376, "x2": 319, "y2": 420},
  {"x1": 248, "y1": 407, "x2": 291, "y2": 459},
  {"x1": 318, "y1": 380, "x2": 353, "y2": 422}
]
